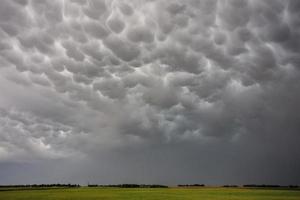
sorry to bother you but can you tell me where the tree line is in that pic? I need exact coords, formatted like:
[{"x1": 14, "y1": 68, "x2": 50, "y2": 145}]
[
  {"x1": 1, "y1": 183, "x2": 298, "y2": 189},
  {"x1": 0, "y1": 184, "x2": 80, "y2": 188},
  {"x1": 88, "y1": 184, "x2": 168, "y2": 188},
  {"x1": 243, "y1": 184, "x2": 299, "y2": 188},
  {"x1": 177, "y1": 184, "x2": 205, "y2": 187}
]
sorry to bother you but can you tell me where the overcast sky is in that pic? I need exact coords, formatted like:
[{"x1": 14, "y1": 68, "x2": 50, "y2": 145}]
[{"x1": 0, "y1": 0, "x2": 300, "y2": 185}]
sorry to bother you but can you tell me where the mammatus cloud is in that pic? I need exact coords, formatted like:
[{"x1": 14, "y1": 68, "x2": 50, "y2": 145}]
[{"x1": 0, "y1": 0, "x2": 300, "y2": 185}]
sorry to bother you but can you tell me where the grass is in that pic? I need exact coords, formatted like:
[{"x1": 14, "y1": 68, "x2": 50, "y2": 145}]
[{"x1": 0, "y1": 187, "x2": 300, "y2": 200}]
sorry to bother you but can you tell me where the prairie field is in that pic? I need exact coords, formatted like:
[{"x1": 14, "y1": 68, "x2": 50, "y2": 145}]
[{"x1": 0, "y1": 187, "x2": 300, "y2": 200}]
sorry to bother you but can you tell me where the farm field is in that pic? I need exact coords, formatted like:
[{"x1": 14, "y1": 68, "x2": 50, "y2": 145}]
[{"x1": 0, "y1": 187, "x2": 300, "y2": 200}]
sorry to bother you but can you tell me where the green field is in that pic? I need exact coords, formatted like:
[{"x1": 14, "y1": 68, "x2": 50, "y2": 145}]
[{"x1": 0, "y1": 187, "x2": 300, "y2": 200}]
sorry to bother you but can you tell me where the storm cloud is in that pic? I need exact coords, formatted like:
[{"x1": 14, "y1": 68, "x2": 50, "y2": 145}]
[{"x1": 0, "y1": 0, "x2": 300, "y2": 185}]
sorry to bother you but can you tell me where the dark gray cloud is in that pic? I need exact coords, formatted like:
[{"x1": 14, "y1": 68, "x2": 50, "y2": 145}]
[{"x1": 0, "y1": 0, "x2": 300, "y2": 185}]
